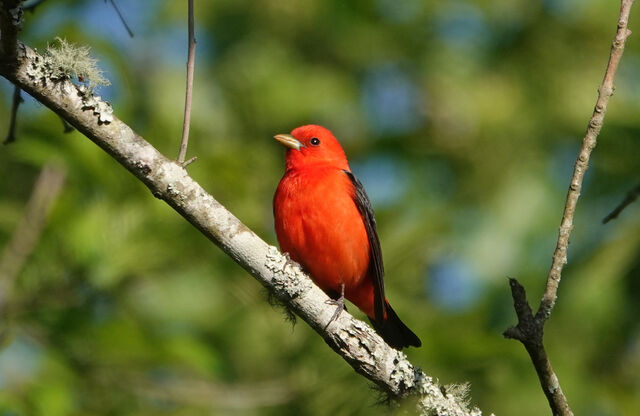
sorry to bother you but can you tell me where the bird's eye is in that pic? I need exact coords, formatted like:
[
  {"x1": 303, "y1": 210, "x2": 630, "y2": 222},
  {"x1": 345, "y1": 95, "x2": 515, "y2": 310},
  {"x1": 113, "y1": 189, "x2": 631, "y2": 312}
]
[{"x1": 310, "y1": 137, "x2": 320, "y2": 146}]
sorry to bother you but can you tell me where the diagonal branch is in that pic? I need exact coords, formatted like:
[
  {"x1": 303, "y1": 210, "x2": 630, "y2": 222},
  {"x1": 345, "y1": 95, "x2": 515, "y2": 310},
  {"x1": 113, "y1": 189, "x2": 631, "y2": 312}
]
[
  {"x1": 504, "y1": 1, "x2": 635, "y2": 416},
  {"x1": 537, "y1": 0, "x2": 635, "y2": 322},
  {"x1": 0, "y1": 43, "x2": 483, "y2": 416}
]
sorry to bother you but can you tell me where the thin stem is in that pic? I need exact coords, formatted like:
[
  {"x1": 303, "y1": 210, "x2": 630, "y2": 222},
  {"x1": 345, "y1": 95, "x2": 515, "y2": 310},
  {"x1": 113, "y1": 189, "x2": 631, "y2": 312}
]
[
  {"x1": 177, "y1": 0, "x2": 196, "y2": 165},
  {"x1": 537, "y1": 0, "x2": 635, "y2": 322},
  {"x1": 602, "y1": 182, "x2": 640, "y2": 223},
  {"x1": 107, "y1": 0, "x2": 134, "y2": 38},
  {"x1": 3, "y1": 85, "x2": 22, "y2": 144}
]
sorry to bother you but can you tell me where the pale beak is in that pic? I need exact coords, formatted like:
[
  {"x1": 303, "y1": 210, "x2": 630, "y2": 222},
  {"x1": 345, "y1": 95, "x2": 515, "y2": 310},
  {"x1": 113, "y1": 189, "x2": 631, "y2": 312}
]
[{"x1": 274, "y1": 134, "x2": 305, "y2": 151}]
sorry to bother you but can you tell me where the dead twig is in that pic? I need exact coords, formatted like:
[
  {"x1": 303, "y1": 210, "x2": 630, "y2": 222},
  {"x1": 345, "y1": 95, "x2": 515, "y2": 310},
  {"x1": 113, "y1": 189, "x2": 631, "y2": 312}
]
[{"x1": 503, "y1": 279, "x2": 571, "y2": 415}]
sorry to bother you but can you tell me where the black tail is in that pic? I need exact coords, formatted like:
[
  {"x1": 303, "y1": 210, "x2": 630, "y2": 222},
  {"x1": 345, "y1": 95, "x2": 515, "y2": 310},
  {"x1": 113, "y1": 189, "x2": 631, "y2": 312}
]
[{"x1": 369, "y1": 302, "x2": 421, "y2": 350}]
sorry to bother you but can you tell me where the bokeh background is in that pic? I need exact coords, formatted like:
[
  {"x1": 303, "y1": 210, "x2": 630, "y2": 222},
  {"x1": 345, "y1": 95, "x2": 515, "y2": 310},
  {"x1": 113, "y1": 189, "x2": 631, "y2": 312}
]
[{"x1": 1, "y1": 0, "x2": 639, "y2": 415}]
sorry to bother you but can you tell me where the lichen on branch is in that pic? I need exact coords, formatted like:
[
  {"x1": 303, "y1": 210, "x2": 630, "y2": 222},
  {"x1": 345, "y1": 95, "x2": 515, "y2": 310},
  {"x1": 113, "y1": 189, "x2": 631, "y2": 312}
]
[
  {"x1": 41, "y1": 37, "x2": 110, "y2": 91},
  {"x1": 21, "y1": 40, "x2": 114, "y2": 124}
]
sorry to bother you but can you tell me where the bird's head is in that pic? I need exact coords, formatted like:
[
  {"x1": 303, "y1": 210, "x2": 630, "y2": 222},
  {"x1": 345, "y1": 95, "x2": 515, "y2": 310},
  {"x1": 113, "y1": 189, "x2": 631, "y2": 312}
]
[{"x1": 274, "y1": 125, "x2": 349, "y2": 171}]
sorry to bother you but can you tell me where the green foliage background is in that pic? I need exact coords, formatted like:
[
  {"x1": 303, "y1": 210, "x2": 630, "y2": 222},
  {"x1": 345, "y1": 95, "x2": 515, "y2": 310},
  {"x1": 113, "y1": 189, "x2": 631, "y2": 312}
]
[{"x1": 1, "y1": 0, "x2": 639, "y2": 415}]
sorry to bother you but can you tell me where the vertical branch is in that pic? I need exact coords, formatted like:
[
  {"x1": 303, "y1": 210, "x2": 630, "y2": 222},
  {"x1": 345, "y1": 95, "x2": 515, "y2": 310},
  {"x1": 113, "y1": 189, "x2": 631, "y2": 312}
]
[
  {"x1": 0, "y1": 0, "x2": 23, "y2": 59},
  {"x1": 177, "y1": 0, "x2": 196, "y2": 166},
  {"x1": 505, "y1": 2, "x2": 635, "y2": 416},
  {"x1": 0, "y1": 164, "x2": 66, "y2": 312}
]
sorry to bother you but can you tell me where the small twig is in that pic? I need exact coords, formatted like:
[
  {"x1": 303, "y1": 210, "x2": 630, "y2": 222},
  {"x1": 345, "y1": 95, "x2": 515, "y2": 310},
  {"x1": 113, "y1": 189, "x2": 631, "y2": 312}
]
[
  {"x1": 3, "y1": 85, "x2": 23, "y2": 144},
  {"x1": 23, "y1": 0, "x2": 49, "y2": 12},
  {"x1": 602, "y1": 182, "x2": 640, "y2": 223},
  {"x1": 182, "y1": 156, "x2": 197, "y2": 167},
  {"x1": 0, "y1": 163, "x2": 66, "y2": 312},
  {"x1": 177, "y1": 0, "x2": 196, "y2": 165},
  {"x1": 106, "y1": 0, "x2": 134, "y2": 38},
  {"x1": 505, "y1": 2, "x2": 634, "y2": 416}
]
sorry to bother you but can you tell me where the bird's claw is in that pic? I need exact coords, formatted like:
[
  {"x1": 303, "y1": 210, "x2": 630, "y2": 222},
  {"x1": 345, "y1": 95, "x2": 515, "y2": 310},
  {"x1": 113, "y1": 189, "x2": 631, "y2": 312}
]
[{"x1": 325, "y1": 297, "x2": 345, "y2": 322}]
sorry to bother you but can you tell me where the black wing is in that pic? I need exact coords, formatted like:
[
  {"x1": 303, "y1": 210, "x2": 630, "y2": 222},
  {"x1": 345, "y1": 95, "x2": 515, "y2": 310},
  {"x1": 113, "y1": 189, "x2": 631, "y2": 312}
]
[{"x1": 343, "y1": 170, "x2": 386, "y2": 323}]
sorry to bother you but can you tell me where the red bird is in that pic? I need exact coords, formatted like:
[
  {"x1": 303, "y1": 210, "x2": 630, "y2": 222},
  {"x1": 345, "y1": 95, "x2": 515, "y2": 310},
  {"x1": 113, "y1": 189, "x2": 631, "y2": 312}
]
[{"x1": 273, "y1": 125, "x2": 421, "y2": 349}]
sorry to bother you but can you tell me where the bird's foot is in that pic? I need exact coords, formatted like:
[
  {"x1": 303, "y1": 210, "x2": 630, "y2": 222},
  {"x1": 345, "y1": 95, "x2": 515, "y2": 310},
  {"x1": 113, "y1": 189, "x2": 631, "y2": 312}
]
[{"x1": 324, "y1": 283, "x2": 346, "y2": 329}]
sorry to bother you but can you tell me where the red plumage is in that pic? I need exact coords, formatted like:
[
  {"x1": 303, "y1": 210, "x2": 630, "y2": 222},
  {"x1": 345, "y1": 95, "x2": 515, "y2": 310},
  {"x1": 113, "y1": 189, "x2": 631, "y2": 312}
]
[{"x1": 273, "y1": 125, "x2": 421, "y2": 349}]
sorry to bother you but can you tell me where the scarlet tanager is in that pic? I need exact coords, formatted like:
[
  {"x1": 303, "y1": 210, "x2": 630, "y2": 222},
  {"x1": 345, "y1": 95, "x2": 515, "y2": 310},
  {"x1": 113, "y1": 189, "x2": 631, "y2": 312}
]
[{"x1": 273, "y1": 125, "x2": 421, "y2": 349}]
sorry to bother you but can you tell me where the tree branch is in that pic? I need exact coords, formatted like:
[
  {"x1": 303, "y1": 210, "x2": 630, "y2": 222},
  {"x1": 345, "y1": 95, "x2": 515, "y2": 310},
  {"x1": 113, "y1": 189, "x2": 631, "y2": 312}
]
[
  {"x1": 0, "y1": 43, "x2": 484, "y2": 416},
  {"x1": 503, "y1": 279, "x2": 571, "y2": 416},
  {"x1": 538, "y1": 0, "x2": 635, "y2": 322},
  {"x1": 504, "y1": 1, "x2": 635, "y2": 415}
]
